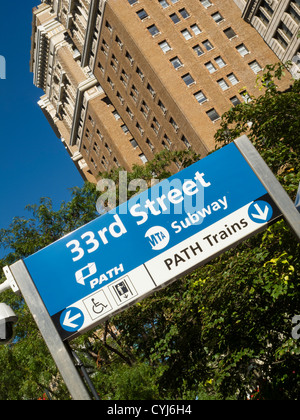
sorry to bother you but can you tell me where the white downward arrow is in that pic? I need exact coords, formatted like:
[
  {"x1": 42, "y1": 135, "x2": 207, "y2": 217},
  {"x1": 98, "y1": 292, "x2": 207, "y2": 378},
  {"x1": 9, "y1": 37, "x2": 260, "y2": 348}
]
[
  {"x1": 251, "y1": 203, "x2": 269, "y2": 221},
  {"x1": 63, "y1": 311, "x2": 82, "y2": 329}
]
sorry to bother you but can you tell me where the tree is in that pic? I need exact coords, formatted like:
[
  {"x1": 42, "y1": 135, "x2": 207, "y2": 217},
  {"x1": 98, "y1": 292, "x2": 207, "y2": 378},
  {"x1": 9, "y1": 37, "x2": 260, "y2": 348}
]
[
  {"x1": 215, "y1": 63, "x2": 300, "y2": 197},
  {"x1": 0, "y1": 151, "x2": 200, "y2": 400},
  {"x1": 72, "y1": 65, "x2": 300, "y2": 400},
  {"x1": 0, "y1": 183, "x2": 99, "y2": 400},
  {"x1": 205, "y1": 63, "x2": 300, "y2": 398},
  {"x1": 96, "y1": 64, "x2": 300, "y2": 399}
]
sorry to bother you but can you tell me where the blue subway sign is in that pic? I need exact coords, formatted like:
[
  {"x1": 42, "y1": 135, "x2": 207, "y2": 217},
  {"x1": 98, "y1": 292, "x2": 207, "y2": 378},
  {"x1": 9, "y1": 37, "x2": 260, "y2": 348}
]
[{"x1": 24, "y1": 142, "x2": 281, "y2": 340}]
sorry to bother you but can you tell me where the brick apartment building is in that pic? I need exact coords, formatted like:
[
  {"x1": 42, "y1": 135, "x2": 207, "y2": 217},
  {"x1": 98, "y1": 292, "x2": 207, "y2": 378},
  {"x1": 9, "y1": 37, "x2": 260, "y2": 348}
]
[{"x1": 30, "y1": 0, "x2": 292, "y2": 182}]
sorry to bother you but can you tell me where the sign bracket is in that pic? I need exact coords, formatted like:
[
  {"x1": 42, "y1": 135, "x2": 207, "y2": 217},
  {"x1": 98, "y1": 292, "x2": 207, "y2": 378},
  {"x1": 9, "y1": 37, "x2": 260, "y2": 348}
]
[{"x1": 234, "y1": 135, "x2": 300, "y2": 241}]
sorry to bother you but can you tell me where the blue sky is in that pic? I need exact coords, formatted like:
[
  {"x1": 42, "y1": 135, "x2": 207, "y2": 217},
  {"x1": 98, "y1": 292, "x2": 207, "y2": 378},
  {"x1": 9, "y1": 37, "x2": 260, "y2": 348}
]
[{"x1": 0, "y1": 2, "x2": 84, "y2": 252}]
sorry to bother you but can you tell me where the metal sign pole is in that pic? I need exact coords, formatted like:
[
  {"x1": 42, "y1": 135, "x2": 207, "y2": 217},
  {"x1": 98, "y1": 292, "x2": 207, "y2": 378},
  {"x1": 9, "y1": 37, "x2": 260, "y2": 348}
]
[
  {"x1": 234, "y1": 135, "x2": 300, "y2": 241},
  {"x1": 8, "y1": 260, "x2": 92, "y2": 401}
]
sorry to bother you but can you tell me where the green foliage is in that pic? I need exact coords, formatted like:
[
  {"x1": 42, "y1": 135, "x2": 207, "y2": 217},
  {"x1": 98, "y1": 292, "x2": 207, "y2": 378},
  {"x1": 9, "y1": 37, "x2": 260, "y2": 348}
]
[
  {"x1": 0, "y1": 65, "x2": 299, "y2": 400},
  {"x1": 98, "y1": 363, "x2": 162, "y2": 400},
  {"x1": 0, "y1": 183, "x2": 99, "y2": 400},
  {"x1": 215, "y1": 63, "x2": 300, "y2": 198}
]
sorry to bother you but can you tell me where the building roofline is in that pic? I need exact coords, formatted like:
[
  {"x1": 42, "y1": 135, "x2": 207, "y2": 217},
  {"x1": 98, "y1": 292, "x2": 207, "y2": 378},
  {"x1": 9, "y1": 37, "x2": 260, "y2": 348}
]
[{"x1": 29, "y1": 3, "x2": 52, "y2": 72}]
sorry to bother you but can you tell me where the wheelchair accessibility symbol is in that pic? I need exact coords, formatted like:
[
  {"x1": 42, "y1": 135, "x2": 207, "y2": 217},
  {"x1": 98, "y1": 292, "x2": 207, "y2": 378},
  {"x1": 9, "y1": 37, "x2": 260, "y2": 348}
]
[
  {"x1": 91, "y1": 298, "x2": 108, "y2": 315},
  {"x1": 83, "y1": 290, "x2": 113, "y2": 321}
]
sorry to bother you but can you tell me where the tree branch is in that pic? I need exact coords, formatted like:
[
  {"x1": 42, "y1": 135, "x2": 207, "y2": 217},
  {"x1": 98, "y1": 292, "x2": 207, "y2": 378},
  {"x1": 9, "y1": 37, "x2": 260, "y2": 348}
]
[{"x1": 103, "y1": 321, "x2": 134, "y2": 366}]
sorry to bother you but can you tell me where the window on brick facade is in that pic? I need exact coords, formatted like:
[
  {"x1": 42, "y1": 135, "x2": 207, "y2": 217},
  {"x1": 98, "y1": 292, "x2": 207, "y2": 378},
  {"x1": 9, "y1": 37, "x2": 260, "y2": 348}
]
[
  {"x1": 206, "y1": 108, "x2": 220, "y2": 122},
  {"x1": 137, "y1": 9, "x2": 148, "y2": 20},
  {"x1": 224, "y1": 27, "x2": 237, "y2": 40},
  {"x1": 182, "y1": 73, "x2": 195, "y2": 86},
  {"x1": 159, "y1": 40, "x2": 172, "y2": 53}
]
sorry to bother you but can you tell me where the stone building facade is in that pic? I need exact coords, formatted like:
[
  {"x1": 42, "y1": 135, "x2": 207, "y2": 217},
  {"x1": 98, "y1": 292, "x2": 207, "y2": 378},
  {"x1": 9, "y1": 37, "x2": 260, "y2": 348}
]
[{"x1": 234, "y1": 0, "x2": 300, "y2": 79}]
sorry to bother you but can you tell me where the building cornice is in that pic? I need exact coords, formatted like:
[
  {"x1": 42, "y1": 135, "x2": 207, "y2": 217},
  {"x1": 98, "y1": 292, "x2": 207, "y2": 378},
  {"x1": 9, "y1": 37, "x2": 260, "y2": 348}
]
[
  {"x1": 30, "y1": 3, "x2": 52, "y2": 72},
  {"x1": 31, "y1": 6, "x2": 66, "y2": 90}
]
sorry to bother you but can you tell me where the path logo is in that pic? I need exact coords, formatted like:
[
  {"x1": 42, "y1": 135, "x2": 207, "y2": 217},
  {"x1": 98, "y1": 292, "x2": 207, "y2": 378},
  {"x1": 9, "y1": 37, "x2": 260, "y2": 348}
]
[{"x1": 145, "y1": 226, "x2": 170, "y2": 251}]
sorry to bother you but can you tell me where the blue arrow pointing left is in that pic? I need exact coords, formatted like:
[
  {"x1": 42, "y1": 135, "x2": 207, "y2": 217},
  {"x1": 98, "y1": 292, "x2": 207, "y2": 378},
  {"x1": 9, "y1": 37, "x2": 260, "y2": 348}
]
[{"x1": 60, "y1": 307, "x2": 84, "y2": 332}]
